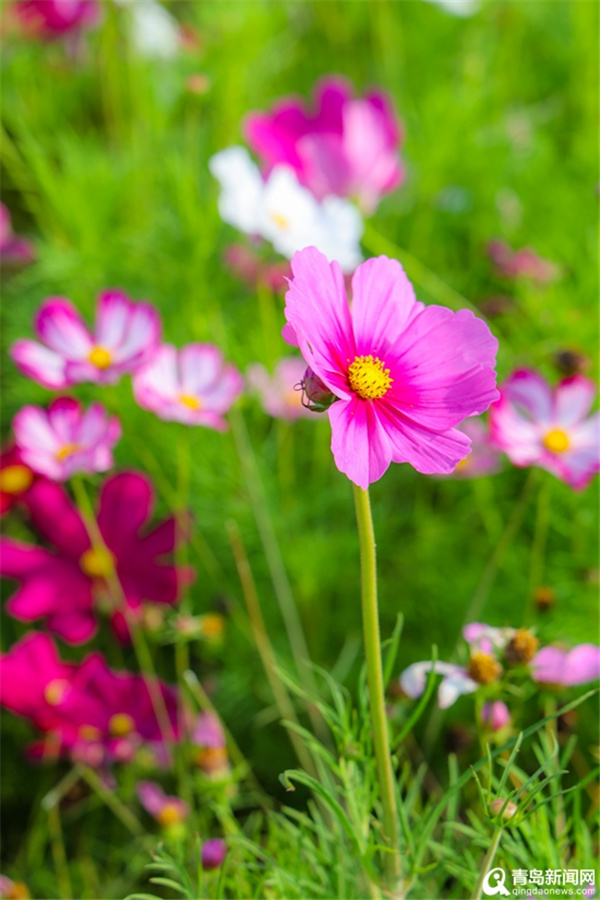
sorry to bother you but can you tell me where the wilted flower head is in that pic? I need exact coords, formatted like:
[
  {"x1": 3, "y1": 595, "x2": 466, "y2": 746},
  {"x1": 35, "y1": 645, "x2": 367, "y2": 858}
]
[
  {"x1": 490, "y1": 370, "x2": 599, "y2": 490},
  {"x1": 11, "y1": 291, "x2": 161, "y2": 390},
  {"x1": 531, "y1": 644, "x2": 600, "y2": 687},
  {"x1": 488, "y1": 240, "x2": 559, "y2": 285},
  {"x1": 13, "y1": 0, "x2": 100, "y2": 39},
  {"x1": 209, "y1": 146, "x2": 363, "y2": 274},
  {"x1": 247, "y1": 358, "x2": 313, "y2": 421},
  {"x1": 244, "y1": 76, "x2": 404, "y2": 213},
  {"x1": 133, "y1": 343, "x2": 243, "y2": 429},
  {"x1": 137, "y1": 781, "x2": 189, "y2": 827},
  {"x1": 282, "y1": 248, "x2": 498, "y2": 489},
  {"x1": 0, "y1": 473, "x2": 192, "y2": 644},
  {"x1": 13, "y1": 397, "x2": 121, "y2": 481},
  {"x1": 0, "y1": 204, "x2": 35, "y2": 266}
]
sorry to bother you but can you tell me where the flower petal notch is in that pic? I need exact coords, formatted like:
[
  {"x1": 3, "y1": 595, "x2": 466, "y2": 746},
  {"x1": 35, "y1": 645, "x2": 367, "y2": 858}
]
[{"x1": 282, "y1": 248, "x2": 499, "y2": 489}]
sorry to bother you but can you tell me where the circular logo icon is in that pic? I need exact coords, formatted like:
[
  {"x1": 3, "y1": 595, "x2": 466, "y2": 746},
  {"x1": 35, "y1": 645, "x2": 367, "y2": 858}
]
[{"x1": 482, "y1": 868, "x2": 510, "y2": 897}]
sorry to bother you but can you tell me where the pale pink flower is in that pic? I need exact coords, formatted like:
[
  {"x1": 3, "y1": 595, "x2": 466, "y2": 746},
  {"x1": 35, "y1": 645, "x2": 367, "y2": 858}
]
[
  {"x1": 133, "y1": 344, "x2": 244, "y2": 429},
  {"x1": 0, "y1": 203, "x2": 35, "y2": 266},
  {"x1": 444, "y1": 418, "x2": 501, "y2": 478},
  {"x1": 481, "y1": 700, "x2": 511, "y2": 731},
  {"x1": 490, "y1": 370, "x2": 599, "y2": 490},
  {"x1": 13, "y1": 397, "x2": 121, "y2": 481},
  {"x1": 488, "y1": 240, "x2": 559, "y2": 285},
  {"x1": 531, "y1": 645, "x2": 600, "y2": 687},
  {"x1": 247, "y1": 358, "x2": 313, "y2": 421},
  {"x1": 137, "y1": 781, "x2": 189, "y2": 827},
  {"x1": 11, "y1": 291, "x2": 161, "y2": 390},
  {"x1": 282, "y1": 248, "x2": 498, "y2": 489},
  {"x1": 245, "y1": 76, "x2": 404, "y2": 213}
]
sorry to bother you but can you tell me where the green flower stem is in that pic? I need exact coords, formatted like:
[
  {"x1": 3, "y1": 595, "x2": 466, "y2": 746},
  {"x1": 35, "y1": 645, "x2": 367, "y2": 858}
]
[
  {"x1": 525, "y1": 474, "x2": 551, "y2": 626},
  {"x1": 47, "y1": 803, "x2": 72, "y2": 900},
  {"x1": 352, "y1": 485, "x2": 402, "y2": 888},
  {"x1": 471, "y1": 827, "x2": 502, "y2": 900}
]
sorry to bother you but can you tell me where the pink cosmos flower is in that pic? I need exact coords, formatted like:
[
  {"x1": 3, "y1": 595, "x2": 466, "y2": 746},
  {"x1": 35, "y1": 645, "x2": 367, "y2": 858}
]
[
  {"x1": 137, "y1": 781, "x2": 189, "y2": 827},
  {"x1": 13, "y1": 397, "x2": 121, "y2": 481},
  {"x1": 531, "y1": 645, "x2": 600, "y2": 687},
  {"x1": 13, "y1": 0, "x2": 100, "y2": 39},
  {"x1": 441, "y1": 418, "x2": 501, "y2": 478},
  {"x1": 481, "y1": 700, "x2": 511, "y2": 731},
  {"x1": 245, "y1": 76, "x2": 404, "y2": 213},
  {"x1": 487, "y1": 240, "x2": 559, "y2": 285},
  {"x1": 0, "y1": 203, "x2": 35, "y2": 266},
  {"x1": 0, "y1": 444, "x2": 36, "y2": 516},
  {"x1": 489, "y1": 370, "x2": 600, "y2": 490},
  {"x1": 11, "y1": 291, "x2": 161, "y2": 390},
  {"x1": 247, "y1": 357, "x2": 313, "y2": 421},
  {"x1": 0, "y1": 472, "x2": 191, "y2": 644},
  {"x1": 191, "y1": 711, "x2": 229, "y2": 776},
  {"x1": 133, "y1": 343, "x2": 244, "y2": 429},
  {"x1": 224, "y1": 244, "x2": 291, "y2": 293},
  {"x1": 282, "y1": 248, "x2": 499, "y2": 489}
]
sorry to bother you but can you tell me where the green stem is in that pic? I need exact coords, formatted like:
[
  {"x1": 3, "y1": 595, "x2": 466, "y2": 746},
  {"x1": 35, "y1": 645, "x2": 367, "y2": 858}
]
[
  {"x1": 47, "y1": 804, "x2": 72, "y2": 900},
  {"x1": 471, "y1": 827, "x2": 502, "y2": 900},
  {"x1": 352, "y1": 485, "x2": 402, "y2": 889},
  {"x1": 526, "y1": 474, "x2": 551, "y2": 626}
]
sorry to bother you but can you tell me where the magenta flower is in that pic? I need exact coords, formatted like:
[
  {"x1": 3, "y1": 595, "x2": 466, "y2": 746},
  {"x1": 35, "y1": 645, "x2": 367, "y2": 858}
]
[
  {"x1": 133, "y1": 343, "x2": 244, "y2": 429},
  {"x1": 0, "y1": 203, "x2": 35, "y2": 266},
  {"x1": 487, "y1": 240, "x2": 559, "y2": 285},
  {"x1": 489, "y1": 370, "x2": 599, "y2": 490},
  {"x1": 13, "y1": 397, "x2": 121, "y2": 481},
  {"x1": 0, "y1": 444, "x2": 36, "y2": 517},
  {"x1": 11, "y1": 291, "x2": 161, "y2": 390},
  {"x1": 201, "y1": 839, "x2": 227, "y2": 870},
  {"x1": 137, "y1": 781, "x2": 189, "y2": 827},
  {"x1": 481, "y1": 700, "x2": 511, "y2": 731},
  {"x1": 247, "y1": 357, "x2": 313, "y2": 421},
  {"x1": 245, "y1": 76, "x2": 404, "y2": 213},
  {"x1": 531, "y1": 645, "x2": 600, "y2": 687},
  {"x1": 0, "y1": 472, "x2": 191, "y2": 644},
  {"x1": 282, "y1": 248, "x2": 499, "y2": 489},
  {"x1": 14, "y1": 0, "x2": 100, "y2": 39}
]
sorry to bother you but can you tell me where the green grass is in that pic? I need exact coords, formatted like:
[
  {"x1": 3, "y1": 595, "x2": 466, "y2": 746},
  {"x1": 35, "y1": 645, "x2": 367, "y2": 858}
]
[{"x1": 1, "y1": 1, "x2": 598, "y2": 897}]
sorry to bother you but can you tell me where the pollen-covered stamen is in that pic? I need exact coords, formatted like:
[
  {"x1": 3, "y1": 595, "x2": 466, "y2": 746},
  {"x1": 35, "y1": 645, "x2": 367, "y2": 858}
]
[
  {"x1": 56, "y1": 443, "x2": 81, "y2": 461},
  {"x1": 88, "y1": 346, "x2": 113, "y2": 369},
  {"x1": 0, "y1": 464, "x2": 33, "y2": 495},
  {"x1": 80, "y1": 545, "x2": 116, "y2": 579},
  {"x1": 467, "y1": 652, "x2": 502, "y2": 685},
  {"x1": 179, "y1": 394, "x2": 201, "y2": 411},
  {"x1": 270, "y1": 211, "x2": 289, "y2": 230},
  {"x1": 347, "y1": 355, "x2": 393, "y2": 400},
  {"x1": 543, "y1": 429, "x2": 570, "y2": 453},
  {"x1": 109, "y1": 713, "x2": 135, "y2": 737},
  {"x1": 44, "y1": 678, "x2": 70, "y2": 706}
]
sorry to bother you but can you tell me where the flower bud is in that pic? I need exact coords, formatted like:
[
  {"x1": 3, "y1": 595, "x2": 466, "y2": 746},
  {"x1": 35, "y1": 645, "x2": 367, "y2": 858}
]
[
  {"x1": 481, "y1": 700, "x2": 511, "y2": 732},
  {"x1": 301, "y1": 367, "x2": 337, "y2": 412},
  {"x1": 489, "y1": 798, "x2": 518, "y2": 820}
]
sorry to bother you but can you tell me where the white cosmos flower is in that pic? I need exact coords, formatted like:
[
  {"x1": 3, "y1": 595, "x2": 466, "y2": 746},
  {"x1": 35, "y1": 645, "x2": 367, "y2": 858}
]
[
  {"x1": 209, "y1": 146, "x2": 363, "y2": 273},
  {"x1": 421, "y1": 0, "x2": 480, "y2": 16},
  {"x1": 115, "y1": 0, "x2": 180, "y2": 59}
]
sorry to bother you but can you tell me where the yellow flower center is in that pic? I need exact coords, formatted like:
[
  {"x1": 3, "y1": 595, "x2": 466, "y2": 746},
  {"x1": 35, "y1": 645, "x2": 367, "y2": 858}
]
[
  {"x1": 88, "y1": 346, "x2": 113, "y2": 369},
  {"x1": 195, "y1": 746, "x2": 228, "y2": 773},
  {"x1": 79, "y1": 724, "x2": 102, "y2": 742},
  {"x1": 179, "y1": 394, "x2": 201, "y2": 410},
  {"x1": 56, "y1": 443, "x2": 81, "y2": 461},
  {"x1": 80, "y1": 546, "x2": 116, "y2": 579},
  {"x1": 0, "y1": 464, "x2": 33, "y2": 495},
  {"x1": 543, "y1": 429, "x2": 570, "y2": 453},
  {"x1": 44, "y1": 679, "x2": 70, "y2": 706},
  {"x1": 157, "y1": 802, "x2": 185, "y2": 827},
  {"x1": 199, "y1": 614, "x2": 225, "y2": 638},
  {"x1": 270, "y1": 211, "x2": 289, "y2": 230},
  {"x1": 109, "y1": 713, "x2": 135, "y2": 737},
  {"x1": 347, "y1": 355, "x2": 393, "y2": 400},
  {"x1": 467, "y1": 652, "x2": 502, "y2": 685}
]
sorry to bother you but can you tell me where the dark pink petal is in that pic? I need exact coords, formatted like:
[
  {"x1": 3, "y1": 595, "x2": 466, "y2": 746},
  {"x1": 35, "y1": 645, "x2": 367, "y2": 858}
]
[
  {"x1": 22, "y1": 480, "x2": 90, "y2": 558},
  {"x1": 350, "y1": 256, "x2": 422, "y2": 356},
  {"x1": 329, "y1": 398, "x2": 392, "y2": 489},
  {"x1": 283, "y1": 248, "x2": 354, "y2": 397},
  {"x1": 97, "y1": 473, "x2": 153, "y2": 556},
  {"x1": 35, "y1": 298, "x2": 93, "y2": 358}
]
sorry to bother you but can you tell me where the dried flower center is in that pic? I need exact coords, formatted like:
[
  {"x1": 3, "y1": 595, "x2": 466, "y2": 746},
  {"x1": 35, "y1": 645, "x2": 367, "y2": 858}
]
[
  {"x1": 195, "y1": 745, "x2": 228, "y2": 773},
  {"x1": 504, "y1": 629, "x2": 539, "y2": 666},
  {"x1": 80, "y1": 546, "x2": 116, "y2": 579},
  {"x1": 543, "y1": 429, "x2": 569, "y2": 453},
  {"x1": 179, "y1": 393, "x2": 201, "y2": 410},
  {"x1": 157, "y1": 802, "x2": 185, "y2": 827},
  {"x1": 0, "y1": 464, "x2": 33, "y2": 495},
  {"x1": 347, "y1": 355, "x2": 393, "y2": 400},
  {"x1": 467, "y1": 652, "x2": 502, "y2": 684},
  {"x1": 88, "y1": 346, "x2": 113, "y2": 369},
  {"x1": 44, "y1": 679, "x2": 70, "y2": 706},
  {"x1": 109, "y1": 713, "x2": 135, "y2": 737},
  {"x1": 270, "y1": 211, "x2": 289, "y2": 230},
  {"x1": 56, "y1": 443, "x2": 81, "y2": 461}
]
